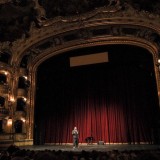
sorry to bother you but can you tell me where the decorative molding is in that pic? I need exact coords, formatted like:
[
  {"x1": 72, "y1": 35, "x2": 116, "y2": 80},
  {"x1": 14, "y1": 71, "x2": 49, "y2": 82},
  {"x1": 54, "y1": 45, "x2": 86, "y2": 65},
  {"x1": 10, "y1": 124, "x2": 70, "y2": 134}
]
[
  {"x1": 17, "y1": 24, "x2": 160, "y2": 67},
  {"x1": 4, "y1": 4, "x2": 159, "y2": 61},
  {"x1": 43, "y1": 4, "x2": 160, "y2": 25},
  {"x1": 0, "y1": 0, "x2": 11, "y2": 4}
]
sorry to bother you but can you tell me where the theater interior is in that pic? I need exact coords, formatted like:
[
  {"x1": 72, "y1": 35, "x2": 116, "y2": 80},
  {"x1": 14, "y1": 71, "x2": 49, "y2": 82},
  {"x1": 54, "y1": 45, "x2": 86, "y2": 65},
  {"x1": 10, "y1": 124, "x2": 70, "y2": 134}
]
[{"x1": 0, "y1": 0, "x2": 160, "y2": 153}]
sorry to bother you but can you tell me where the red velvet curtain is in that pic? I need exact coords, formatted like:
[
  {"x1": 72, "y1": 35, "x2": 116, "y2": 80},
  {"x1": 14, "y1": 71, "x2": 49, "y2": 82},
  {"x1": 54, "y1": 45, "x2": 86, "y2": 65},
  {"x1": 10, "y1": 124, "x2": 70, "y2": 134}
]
[
  {"x1": 35, "y1": 45, "x2": 159, "y2": 145},
  {"x1": 37, "y1": 64, "x2": 159, "y2": 144}
]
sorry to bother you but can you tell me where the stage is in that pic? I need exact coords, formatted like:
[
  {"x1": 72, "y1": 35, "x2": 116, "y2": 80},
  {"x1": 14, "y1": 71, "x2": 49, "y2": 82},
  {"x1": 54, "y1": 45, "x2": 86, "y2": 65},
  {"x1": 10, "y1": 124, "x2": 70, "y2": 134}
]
[{"x1": 19, "y1": 144, "x2": 160, "y2": 152}]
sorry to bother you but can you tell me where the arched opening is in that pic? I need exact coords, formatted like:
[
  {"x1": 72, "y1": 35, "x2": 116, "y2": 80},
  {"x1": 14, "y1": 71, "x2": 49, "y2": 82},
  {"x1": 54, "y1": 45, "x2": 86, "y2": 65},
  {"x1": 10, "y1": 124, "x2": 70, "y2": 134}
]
[
  {"x1": 14, "y1": 120, "x2": 23, "y2": 133},
  {"x1": 20, "y1": 55, "x2": 30, "y2": 68},
  {"x1": 18, "y1": 76, "x2": 30, "y2": 89},
  {"x1": 16, "y1": 98, "x2": 26, "y2": 111},
  {"x1": 0, "y1": 96, "x2": 5, "y2": 107},
  {"x1": 34, "y1": 44, "x2": 160, "y2": 145},
  {"x1": 0, "y1": 73, "x2": 7, "y2": 84}
]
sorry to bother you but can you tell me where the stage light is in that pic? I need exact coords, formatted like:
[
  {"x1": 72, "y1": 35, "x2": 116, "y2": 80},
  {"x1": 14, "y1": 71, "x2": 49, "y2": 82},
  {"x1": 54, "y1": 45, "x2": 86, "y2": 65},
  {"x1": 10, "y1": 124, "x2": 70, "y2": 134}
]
[
  {"x1": 21, "y1": 118, "x2": 26, "y2": 123},
  {"x1": 0, "y1": 70, "x2": 8, "y2": 75},
  {"x1": 4, "y1": 71, "x2": 8, "y2": 75},
  {"x1": 158, "y1": 59, "x2": 160, "y2": 64},
  {"x1": 23, "y1": 76, "x2": 28, "y2": 80},
  {"x1": 7, "y1": 117, "x2": 12, "y2": 126},
  {"x1": 9, "y1": 96, "x2": 15, "y2": 102},
  {"x1": 22, "y1": 97, "x2": 27, "y2": 102}
]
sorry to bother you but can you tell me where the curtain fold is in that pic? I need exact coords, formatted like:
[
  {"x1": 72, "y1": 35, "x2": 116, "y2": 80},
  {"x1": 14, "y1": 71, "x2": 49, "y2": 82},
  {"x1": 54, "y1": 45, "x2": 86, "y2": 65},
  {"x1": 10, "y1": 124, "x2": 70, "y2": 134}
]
[{"x1": 38, "y1": 63, "x2": 159, "y2": 144}]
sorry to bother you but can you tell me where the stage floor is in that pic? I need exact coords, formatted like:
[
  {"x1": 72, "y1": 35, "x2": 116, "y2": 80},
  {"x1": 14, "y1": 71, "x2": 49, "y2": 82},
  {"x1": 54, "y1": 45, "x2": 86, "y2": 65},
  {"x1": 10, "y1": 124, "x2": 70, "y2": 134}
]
[{"x1": 19, "y1": 144, "x2": 160, "y2": 152}]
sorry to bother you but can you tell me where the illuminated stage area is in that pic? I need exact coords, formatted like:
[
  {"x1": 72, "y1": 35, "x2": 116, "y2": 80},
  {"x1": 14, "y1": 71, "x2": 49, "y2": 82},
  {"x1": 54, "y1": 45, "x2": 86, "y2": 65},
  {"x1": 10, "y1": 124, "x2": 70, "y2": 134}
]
[
  {"x1": 19, "y1": 144, "x2": 160, "y2": 152},
  {"x1": 34, "y1": 45, "x2": 160, "y2": 145}
]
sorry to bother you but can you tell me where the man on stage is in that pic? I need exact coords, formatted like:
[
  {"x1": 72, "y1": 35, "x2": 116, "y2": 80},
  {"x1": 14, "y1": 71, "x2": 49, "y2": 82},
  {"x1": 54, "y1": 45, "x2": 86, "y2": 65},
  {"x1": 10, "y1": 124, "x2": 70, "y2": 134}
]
[{"x1": 72, "y1": 126, "x2": 79, "y2": 148}]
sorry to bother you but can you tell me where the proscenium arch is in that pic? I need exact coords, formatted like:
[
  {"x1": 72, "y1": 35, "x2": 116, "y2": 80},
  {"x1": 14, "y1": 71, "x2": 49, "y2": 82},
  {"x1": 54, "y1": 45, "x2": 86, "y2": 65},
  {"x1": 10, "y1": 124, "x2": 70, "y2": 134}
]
[
  {"x1": 8, "y1": 5, "x2": 160, "y2": 143},
  {"x1": 31, "y1": 38, "x2": 159, "y2": 89},
  {"x1": 26, "y1": 37, "x2": 160, "y2": 142},
  {"x1": 32, "y1": 38, "x2": 159, "y2": 68}
]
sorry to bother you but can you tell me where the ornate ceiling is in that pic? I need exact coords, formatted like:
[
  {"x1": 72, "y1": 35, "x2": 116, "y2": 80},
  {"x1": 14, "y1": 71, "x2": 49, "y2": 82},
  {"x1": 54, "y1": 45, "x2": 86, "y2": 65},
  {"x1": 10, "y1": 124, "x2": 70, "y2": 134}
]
[{"x1": 0, "y1": 0, "x2": 160, "y2": 42}]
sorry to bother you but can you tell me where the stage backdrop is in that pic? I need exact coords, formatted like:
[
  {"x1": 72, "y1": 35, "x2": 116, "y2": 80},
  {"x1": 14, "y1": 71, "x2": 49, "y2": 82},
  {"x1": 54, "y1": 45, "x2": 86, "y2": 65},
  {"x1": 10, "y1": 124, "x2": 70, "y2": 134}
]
[{"x1": 34, "y1": 45, "x2": 160, "y2": 145}]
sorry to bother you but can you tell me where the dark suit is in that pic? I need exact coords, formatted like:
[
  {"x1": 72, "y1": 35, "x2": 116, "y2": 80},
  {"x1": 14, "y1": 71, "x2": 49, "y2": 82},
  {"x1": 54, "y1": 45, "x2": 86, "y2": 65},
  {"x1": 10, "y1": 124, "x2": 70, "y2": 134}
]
[{"x1": 72, "y1": 129, "x2": 79, "y2": 147}]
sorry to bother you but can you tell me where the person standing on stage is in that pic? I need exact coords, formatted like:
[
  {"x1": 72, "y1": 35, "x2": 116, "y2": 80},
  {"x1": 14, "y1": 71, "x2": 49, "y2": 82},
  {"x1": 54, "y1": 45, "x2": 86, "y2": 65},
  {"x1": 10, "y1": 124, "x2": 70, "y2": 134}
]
[{"x1": 72, "y1": 126, "x2": 79, "y2": 148}]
